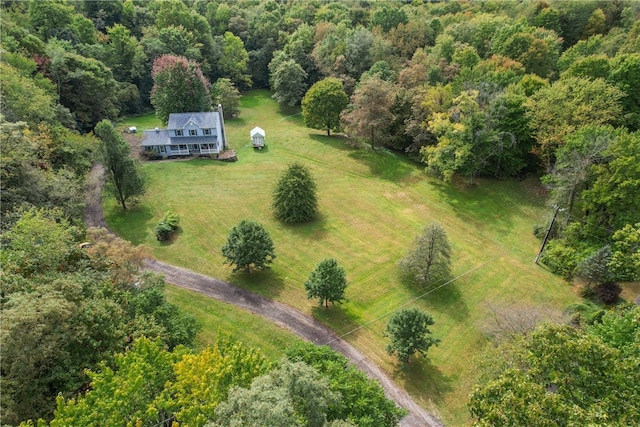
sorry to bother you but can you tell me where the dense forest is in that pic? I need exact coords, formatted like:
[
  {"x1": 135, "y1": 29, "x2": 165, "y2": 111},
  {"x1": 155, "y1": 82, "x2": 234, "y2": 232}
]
[{"x1": 1, "y1": 0, "x2": 639, "y2": 426}]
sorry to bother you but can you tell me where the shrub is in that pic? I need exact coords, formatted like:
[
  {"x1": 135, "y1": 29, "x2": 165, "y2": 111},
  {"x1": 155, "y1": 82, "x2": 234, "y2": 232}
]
[
  {"x1": 162, "y1": 211, "x2": 179, "y2": 229},
  {"x1": 155, "y1": 211, "x2": 180, "y2": 241},
  {"x1": 141, "y1": 149, "x2": 160, "y2": 160},
  {"x1": 594, "y1": 282, "x2": 622, "y2": 305},
  {"x1": 540, "y1": 241, "x2": 579, "y2": 278}
]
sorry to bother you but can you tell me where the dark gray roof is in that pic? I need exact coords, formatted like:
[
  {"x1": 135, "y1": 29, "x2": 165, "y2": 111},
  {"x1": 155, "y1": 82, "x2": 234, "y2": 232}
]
[
  {"x1": 168, "y1": 112, "x2": 218, "y2": 130},
  {"x1": 141, "y1": 129, "x2": 170, "y2": 146},
  {"x1": 141, "y1": 130, "x2": 219, "y2": 147}
]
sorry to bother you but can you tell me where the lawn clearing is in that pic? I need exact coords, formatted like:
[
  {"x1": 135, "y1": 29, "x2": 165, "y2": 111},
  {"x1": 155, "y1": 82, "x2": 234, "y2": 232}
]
[
  {"x1": 107, "y1": 90, "x2": 580, "y2": 425},
  {"x1": 164, "y1": 284, "x2": 302, "y2": 361},
  {"x1": 119, "y1": 112, "x2": 163, "y2": 131}
]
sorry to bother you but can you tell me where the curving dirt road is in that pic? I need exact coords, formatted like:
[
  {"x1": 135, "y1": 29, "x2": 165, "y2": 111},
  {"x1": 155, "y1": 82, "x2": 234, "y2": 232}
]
[{"x1": 85, "y1": 164, "x2": 443, "y2": 427}]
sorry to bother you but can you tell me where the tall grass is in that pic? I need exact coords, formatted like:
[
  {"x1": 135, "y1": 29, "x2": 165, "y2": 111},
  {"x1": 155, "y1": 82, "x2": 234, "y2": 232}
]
[{"x1": 107, "y1": 90, "x2": 579, "y2": 425}]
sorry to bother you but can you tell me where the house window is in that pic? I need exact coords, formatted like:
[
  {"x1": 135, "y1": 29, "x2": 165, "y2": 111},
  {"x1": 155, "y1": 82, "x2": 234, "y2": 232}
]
[
  {"x1": 203, "y1": 128, "x2": 211, "y2": 135},
  {"x1": 189, "y1": 129, "x2": 197, "y2": 136},
  {"x1": 175, "y1": 130, "x2": 183, "y2": 136},
  {"x1": 179, "y1": 144, "x2": 187, "y2": 150}
]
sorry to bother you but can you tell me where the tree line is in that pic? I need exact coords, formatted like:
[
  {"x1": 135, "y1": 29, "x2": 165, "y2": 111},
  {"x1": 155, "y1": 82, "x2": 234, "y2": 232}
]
[
  {"x1": 14, "y1": 0, "x2": 633, "y2": 290},
  {"x1": 1, "y1": 0, "x2": 639, "y2": 425}
]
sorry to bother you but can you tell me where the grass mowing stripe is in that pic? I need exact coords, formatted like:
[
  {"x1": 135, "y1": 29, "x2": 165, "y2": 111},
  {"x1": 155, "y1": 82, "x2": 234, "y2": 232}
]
[{"x1": 109, "y1": 90, "x2": 580, "y2": 426}]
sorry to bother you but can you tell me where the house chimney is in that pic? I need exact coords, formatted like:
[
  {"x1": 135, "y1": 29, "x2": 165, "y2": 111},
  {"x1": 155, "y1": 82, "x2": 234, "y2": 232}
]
[{"x1": 217, "y1": 104, "x2": 228, "y2": 150}]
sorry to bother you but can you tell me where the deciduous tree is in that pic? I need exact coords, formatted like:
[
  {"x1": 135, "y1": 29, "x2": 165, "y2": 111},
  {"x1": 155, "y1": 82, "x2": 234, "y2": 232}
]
[
  {"x1": 304, "y1": 258, "x2": 348, "y2": 308},
  {"x1": 341, "y1": 77, "x2": 395, "y2": 150},
  {"x1": 385, "y1": 308, "x2": 440, "y2": 364},
  {"x1": 211, "y1": 78, "x2": 241, "y2": 118},
  {"x1": 399, "y1": 223, "x2": 452, "y2": 287},
  {"x1": 609, "y1": 223, "x2": 640, "y2": 282},
  {"x1": 219, "y1": 31, "x2": 252, "y2": 90},
  {"x1": 525, "y1": 77, "x2": 623, "y2": 172},
  {"x1": 50, "y1": 338, "x2": 185, "y2": 427},
  {"x1": 45, "y1": 41, "x2": 120, "y2": 131},
  {"x1": 301, "y1": 78, "x2": 348, "y2": 136},
  {"x1": 269, "y1": 58, "x2": 308, "y2": 106},
  {"x1": 284, "y1": 343, "x2": 407, "y2": 425},
  {"x1": 214, "y1": 360, "x2": 339, "y2": 427},
  {"x1": 150, "y1": 54, "x2": 212, "y2": 124},
  {"x1": 469, "y1": 314, "x2": 640, "y2": 426},
  {"x1": 221, "y1": 220, "x2": 276, "y2": 273},
  {"x1": 94, "y1": 119, "x2": 145, "y2": 211},
  {"x1": 167, "y1": 340, "x2": 271, "y2": 426},
  {"x1": 542, "y1": 125, "x2": 616, "y2": 220},
  {"x1": 580, "y1": 130, "x2": 640, "y2": 232}
]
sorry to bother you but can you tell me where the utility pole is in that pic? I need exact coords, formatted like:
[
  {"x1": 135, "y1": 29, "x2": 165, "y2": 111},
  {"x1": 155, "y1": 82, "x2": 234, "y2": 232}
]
[{"x1": 535, "y1": 205, "x2": 563, "y2": 264}]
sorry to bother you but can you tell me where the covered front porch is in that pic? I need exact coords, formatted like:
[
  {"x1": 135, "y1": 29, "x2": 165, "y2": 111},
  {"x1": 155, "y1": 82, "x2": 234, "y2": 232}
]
[{"x1": 143, "y1": 142, "x2": 221, "y2": 157}]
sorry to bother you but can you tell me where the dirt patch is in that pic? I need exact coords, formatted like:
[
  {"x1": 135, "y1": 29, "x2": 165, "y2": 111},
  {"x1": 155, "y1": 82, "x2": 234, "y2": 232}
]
[{"x1": 122, "y1": 131, "x2": 143, "y2": 160}]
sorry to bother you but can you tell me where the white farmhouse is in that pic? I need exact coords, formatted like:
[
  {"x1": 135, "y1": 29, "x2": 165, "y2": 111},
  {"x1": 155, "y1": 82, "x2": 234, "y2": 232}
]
[{"x1": 141, "y1": 105, "x2": 228, "y2": 158}]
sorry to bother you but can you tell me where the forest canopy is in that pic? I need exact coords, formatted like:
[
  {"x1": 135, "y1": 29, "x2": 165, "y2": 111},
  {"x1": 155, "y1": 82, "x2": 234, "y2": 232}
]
[{"x1": 1, "y1": 0, "x2": 639, "y2": 425}]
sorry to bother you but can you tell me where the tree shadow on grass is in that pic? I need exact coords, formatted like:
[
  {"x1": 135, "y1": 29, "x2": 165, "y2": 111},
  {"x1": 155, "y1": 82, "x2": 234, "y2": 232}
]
[
  {"x1": 178, "y1": 158, "x2": 233, "y2": 168},
  {"x1": 281, "y1": 212, "x2": 330, "y2": 242},
  {"x1": 277, "y1": 103, "x2": 301, "y2": 117},
  {"x1": 427, "y1": 283, "x2": 469, "y2": 321},
  {"x1": 429, "y1": 176, "x2": 546, "y2": 239},
  {"x1": 309, "y1": 134, "x2": 416, "y2": 181},
  {"x1": 401, "y1": 274, "x2": 470, "y2": 322},
  {"x1": 105, "y1": 203, "x2": 154, "y2": 246},
  {"x1": 227, "y1": 116, "x2": 247, "y2": 126},
  {"x1": 348, "y1": 148, "x2": 416, "y2": 182},
  {"x1": 309, "y1": 133, "x2": 355, "y2": 152},
  {"x1": 229, "y1": 267, "x2": 287, "y2": 300},
  {"x1": 157, "y1": 226, "x2": 183, "y2": 246},
  {"x1": 251, "y1": 144, "x2": 270, "y2": 153},
  {"x1": 311, "y1": 302, "x2": 366, "y2": 341},
  {"x1": 394, "y1": 357, "x2": 453, "y2": 405}
]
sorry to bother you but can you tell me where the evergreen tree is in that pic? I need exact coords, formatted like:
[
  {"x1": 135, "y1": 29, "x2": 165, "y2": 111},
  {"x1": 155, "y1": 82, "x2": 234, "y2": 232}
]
[
  {"x1": 576, "y1": 245, "x2": 613, "y2": 286},
  {"x1": 272, "y1": 163, "x2": 318, "y2": 223}
]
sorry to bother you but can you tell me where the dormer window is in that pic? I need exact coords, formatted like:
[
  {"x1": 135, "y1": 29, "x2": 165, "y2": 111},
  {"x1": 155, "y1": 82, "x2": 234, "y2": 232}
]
[
  {"x1": 189, "y1": 129, "x2": 197, "y2": 136},
  {"x1": 175, "y1": 130, "x2": 183, "y2": 136},
  {"x1": 203, "y1": 128, "x2": 211, "y2": 135}
]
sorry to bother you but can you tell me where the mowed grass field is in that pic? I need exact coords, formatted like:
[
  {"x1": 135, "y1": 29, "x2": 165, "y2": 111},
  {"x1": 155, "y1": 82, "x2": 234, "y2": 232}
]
[{"x1": 108, "y1": 90, "x2": 579, "y2": 425}]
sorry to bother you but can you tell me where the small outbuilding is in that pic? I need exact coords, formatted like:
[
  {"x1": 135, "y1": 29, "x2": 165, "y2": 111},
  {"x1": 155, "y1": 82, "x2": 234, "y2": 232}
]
[{"x1": 250, "y1": 126, "x2": 265, "y2": 149}]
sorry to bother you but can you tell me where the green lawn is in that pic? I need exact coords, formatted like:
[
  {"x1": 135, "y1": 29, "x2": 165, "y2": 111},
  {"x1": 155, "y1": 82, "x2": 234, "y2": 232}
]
[
  {"x1": 119, "y1": 112, "x2": 163, "y2": 130},
  {"x1": 107, "y1": 90, "x2": 579, "y2": 425},
  {"x1": 163, "y1": 285, "x2": 302, "y2": 362}
]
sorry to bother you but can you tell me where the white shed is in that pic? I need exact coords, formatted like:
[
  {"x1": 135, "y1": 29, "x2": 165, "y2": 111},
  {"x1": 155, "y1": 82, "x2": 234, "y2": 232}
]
[{"x1": 250, "y1": 126, "x2": 265, "y2": 149}]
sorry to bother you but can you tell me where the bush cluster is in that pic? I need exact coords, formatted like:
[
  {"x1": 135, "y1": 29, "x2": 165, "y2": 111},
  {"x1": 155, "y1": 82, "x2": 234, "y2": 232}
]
[{"x1": 155, "y1": 211, "x2": 180, "y2": 241}]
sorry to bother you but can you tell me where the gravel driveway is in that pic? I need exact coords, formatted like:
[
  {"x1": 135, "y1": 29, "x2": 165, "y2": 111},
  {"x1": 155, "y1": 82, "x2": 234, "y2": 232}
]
[{"x1": 85, "y1": 164, "x2": 444, "y2": 427}]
